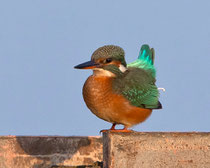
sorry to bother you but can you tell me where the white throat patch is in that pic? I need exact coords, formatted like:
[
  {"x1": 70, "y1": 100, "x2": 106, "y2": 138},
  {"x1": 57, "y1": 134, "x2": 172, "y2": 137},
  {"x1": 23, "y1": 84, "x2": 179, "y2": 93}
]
[
  {"x1": 93, "y1": 64, "x2": 127, "y2": 77},
  {"x1": 93, "y1": 68, "x2": 116, "y2": 77}
]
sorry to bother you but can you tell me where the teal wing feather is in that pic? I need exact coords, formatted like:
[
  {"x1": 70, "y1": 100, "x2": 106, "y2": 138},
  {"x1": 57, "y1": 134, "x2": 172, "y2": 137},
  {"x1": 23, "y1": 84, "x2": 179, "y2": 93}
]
[
  {"x1": 127, "y1": 44, "x2": 156, "y2": 78},
  {"x1": 113, "y1": 68, "x2": 161, "y2": 109},
  {"x1": 111, "y1": 44, "x2": 161, "y2": 109}
]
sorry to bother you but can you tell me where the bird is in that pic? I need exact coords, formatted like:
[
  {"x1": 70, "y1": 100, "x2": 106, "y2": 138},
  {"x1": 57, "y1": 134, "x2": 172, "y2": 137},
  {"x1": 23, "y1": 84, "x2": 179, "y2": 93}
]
[{"x1": 74, "y1": 44, "x2": 162, "y2": 132}]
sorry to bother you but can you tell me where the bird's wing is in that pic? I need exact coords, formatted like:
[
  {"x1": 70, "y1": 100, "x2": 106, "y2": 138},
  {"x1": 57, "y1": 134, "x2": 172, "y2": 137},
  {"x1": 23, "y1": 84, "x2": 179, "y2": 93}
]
[{"x1": 113, "y1": 68, "x2": 161, "y2": 109}]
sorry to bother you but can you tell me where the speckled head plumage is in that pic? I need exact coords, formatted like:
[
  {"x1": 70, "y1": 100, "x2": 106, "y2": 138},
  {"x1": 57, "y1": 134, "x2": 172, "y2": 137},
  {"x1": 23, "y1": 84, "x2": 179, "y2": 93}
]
[
  {"x1": 74, "y1": 45, "x2": 128, "y2": 77},
  {"x1": 91, "y1": 45, "x2": 127, "y2": 67}
]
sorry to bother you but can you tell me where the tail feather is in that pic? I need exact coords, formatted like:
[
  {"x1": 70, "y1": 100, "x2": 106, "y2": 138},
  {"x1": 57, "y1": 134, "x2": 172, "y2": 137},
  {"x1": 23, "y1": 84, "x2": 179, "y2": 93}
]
[
  {"x1": 138, "y1": 44, "x2": 154, "y2": 64},
  {"x1": 128, "y1": 44, "x2": 156, "y2": 77}
]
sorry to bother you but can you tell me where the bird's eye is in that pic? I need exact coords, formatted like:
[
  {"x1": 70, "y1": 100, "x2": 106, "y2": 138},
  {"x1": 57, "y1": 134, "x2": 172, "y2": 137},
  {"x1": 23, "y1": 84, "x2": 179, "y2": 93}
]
[{"x1": 105, "y1": 58, "x2": 112, "y2": 63}]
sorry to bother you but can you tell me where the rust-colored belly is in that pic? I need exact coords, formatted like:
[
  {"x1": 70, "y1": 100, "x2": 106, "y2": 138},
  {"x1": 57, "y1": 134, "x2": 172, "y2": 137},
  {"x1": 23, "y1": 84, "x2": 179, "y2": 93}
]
[{"x1": 83, "y1": 75, "x2": 152, "y2": 127}]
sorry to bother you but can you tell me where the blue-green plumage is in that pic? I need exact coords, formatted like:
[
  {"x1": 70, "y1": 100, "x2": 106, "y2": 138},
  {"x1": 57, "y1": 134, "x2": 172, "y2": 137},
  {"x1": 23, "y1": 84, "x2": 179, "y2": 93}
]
[
  {"x1": 103, "y1": 44, "x2": 161, "y2": 109},
  {"x1": 128, "y1": 44, "x2": 156, "y2": 78},
  {"x1": 112, "y1": 66, "x2": 161, "y2": 109}
]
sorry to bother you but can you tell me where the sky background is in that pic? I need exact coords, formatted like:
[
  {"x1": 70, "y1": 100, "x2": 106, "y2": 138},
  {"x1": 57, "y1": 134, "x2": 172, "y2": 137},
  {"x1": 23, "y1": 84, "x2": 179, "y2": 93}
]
[{"x1": 0, "y1": 0, "x2": 210, "y2": 136}]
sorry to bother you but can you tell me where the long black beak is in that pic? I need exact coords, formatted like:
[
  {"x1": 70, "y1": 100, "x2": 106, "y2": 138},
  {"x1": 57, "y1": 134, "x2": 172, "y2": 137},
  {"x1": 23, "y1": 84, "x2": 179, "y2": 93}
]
[{"x1": 74, "y1": 60, "x2": 99, "y2": 69}]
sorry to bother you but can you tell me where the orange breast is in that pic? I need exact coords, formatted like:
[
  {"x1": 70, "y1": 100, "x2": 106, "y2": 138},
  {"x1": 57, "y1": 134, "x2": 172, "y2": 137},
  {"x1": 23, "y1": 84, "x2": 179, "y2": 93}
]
[{"x1": 83, "y1": 75, "x2": 152, "y2": 127}]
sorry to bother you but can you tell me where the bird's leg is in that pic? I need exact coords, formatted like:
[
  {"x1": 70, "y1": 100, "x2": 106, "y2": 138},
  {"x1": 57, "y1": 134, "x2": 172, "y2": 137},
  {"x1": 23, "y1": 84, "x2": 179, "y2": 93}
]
[
  {"x1": 100, "y1": 123, "x2": 116, "y2": 133},
  {"x1": 110, "y1": 123, "x2": 116, "y2": 130},
  {"x1": 100, "y1": 124, "x2": 132, "y2": 133}
]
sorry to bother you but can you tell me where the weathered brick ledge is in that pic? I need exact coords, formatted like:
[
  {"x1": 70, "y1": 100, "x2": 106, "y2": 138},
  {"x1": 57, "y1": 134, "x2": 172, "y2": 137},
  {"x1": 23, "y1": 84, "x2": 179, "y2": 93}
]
[
  {"x1": 103, "y1": 132, "x2": 210, "y2": 168},
  {"x1": 0, "y1": 136, "x2": 103, "y2": 168},
  {"x1": 0, "y1": 132, "x2": 210, "y2": 168}
]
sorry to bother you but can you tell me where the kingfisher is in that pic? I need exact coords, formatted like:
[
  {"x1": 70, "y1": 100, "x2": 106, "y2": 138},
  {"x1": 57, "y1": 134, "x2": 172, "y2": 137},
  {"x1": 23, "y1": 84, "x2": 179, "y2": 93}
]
[{"x1": 74, "y1": 44, "x2": 162, "y2": 132}]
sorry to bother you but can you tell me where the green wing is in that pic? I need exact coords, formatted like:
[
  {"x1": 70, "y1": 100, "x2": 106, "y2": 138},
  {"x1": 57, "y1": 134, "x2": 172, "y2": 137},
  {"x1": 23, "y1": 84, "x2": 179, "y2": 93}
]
[
  {"x1": 113, "y1": 68, "x2": 161, "y2": 109},
  {"x1": 122, "y1": 83, "x2": 161, "y2": 109}
]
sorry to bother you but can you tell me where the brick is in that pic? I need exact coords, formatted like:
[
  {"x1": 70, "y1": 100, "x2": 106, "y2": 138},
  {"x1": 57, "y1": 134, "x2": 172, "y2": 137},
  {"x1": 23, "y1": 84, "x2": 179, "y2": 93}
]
[
  {"x1": 0, "y1": 136, "x2": 102, "y2": 168},
  {"x1": 103, "y1": 132, "x2": 210, "y2": 168}
]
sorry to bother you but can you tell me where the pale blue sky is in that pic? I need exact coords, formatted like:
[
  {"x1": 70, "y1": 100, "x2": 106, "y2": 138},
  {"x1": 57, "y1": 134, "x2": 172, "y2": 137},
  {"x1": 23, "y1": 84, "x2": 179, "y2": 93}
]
[{"x1": 0, "y1": 0, "x2": 210, "y2": 136}]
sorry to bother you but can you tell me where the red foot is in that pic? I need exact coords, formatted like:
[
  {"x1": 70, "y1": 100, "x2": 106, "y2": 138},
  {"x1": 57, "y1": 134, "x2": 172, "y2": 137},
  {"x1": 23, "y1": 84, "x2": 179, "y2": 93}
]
[
  {"x1": 100, "y1": 124, "x2": 132, "y2": 133},
  {"x1": 101, "y1": 129, "x2": 132, "y2": 133}
]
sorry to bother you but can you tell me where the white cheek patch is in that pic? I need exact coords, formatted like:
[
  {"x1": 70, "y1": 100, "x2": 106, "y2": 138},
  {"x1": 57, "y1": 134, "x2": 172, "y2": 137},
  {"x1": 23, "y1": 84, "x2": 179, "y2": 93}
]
[{"x1": 119, "y1": 64, "x2": 127, "y2": 72}]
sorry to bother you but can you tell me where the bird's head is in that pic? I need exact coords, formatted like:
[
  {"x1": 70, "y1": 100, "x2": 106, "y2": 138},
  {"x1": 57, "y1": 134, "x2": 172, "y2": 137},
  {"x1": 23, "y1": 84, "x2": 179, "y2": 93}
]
[{"x1": 74, "y1": 45, "x2": 127, "y2": 77}]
